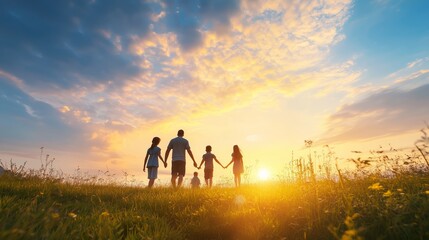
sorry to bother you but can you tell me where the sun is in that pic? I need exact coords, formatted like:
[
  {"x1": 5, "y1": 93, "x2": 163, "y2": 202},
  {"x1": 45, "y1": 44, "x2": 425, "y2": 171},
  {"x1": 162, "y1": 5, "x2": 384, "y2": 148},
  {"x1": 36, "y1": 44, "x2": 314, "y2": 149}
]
[{"x1": 258, "y1": 168, "x2": 270, "y2": 181}]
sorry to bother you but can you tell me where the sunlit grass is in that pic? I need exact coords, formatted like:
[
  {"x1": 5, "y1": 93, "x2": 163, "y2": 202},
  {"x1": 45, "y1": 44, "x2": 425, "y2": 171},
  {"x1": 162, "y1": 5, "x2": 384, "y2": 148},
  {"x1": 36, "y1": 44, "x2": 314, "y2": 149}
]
[
  {"x1": 0, "y1": 125, "x2": 428, "y2": 239},
  {"x1": 1, "y1": 170, "x2": 429, "y2": 239}
]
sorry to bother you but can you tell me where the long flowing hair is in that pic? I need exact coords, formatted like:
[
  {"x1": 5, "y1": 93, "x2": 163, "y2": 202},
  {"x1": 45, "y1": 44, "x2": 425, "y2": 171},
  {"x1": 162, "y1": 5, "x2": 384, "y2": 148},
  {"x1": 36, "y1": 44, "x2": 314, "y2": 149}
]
[
  {"x1": 232, "y1": 145, "x2": 242, "y2": 159},
  {"x1": 149, "y1": 137, "x2": 161, "y2": 151}
]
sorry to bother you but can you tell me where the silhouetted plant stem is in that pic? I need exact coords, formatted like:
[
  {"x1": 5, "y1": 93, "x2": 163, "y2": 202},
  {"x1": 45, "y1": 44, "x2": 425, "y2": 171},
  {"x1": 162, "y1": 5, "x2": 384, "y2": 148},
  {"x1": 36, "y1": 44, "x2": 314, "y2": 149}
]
[{"x1": 415, "y1": 144, "x2": 429, "y2": 168}]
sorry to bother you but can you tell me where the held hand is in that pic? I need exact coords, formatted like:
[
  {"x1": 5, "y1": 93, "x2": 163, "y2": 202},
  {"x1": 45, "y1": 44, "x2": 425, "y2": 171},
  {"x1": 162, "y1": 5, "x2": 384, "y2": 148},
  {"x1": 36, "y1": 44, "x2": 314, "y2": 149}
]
[
  {"x1": 193, "y1": 162, "x2": 198, "y2": 168},
  {"x1": 143, "y1": 168, "x2": 146, "y2": 172},
  {"x1": 164, "y1": 162, "x2": 167, "y2": 168}
]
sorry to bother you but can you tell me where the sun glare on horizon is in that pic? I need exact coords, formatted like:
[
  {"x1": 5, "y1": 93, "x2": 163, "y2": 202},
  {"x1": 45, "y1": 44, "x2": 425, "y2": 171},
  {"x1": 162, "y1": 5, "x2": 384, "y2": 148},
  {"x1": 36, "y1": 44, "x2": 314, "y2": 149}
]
[{"x1": 258, "y1": 168, "x2": 271, "y2": 181}]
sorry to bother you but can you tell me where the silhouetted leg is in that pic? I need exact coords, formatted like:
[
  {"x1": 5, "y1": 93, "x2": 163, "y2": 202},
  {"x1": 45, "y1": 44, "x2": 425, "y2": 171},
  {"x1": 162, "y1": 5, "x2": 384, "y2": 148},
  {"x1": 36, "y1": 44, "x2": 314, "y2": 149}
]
[
  {"x1": 178, "y1": 175, "x2": 184, "y2": 187},
  {"x1": 237, "y1": 174, "x2": 241, "y2": 187},
  {"x1": 171, "y1": 175, "x2": 177, "y2": 188},
  {"x1": 205, "y1": 179, "x2": 209, "y2": 186},
  {"x1": 148, "y1": 179, "x2": 155, "y2": 188},
  {"x1": 209, "y1": 178, "x2": 212, "y2": 188},
  {"x1": 234, "y1": 174, "x2": 238, "y2": 187}
]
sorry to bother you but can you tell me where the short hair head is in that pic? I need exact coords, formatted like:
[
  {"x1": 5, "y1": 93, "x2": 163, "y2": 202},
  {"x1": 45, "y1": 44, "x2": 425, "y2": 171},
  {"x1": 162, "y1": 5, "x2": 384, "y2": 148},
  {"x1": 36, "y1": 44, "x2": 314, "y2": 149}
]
[
  {"x1": 193, "y1": 172, "x2": 198, "y2": 176},
  {"x1": 177, "y1": 129, "x2": 184, "y2": 137},
  {"x1": 205, "y1": 145, "x2": 212, "y2": 152}
]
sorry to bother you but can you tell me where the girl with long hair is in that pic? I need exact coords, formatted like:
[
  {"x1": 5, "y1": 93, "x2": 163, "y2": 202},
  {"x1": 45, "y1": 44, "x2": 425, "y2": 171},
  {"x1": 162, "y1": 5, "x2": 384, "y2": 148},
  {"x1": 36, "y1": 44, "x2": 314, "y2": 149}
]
[
  {"x1": 225, "y1": 145, "x2": 244, "y2": 187},
  {"x1": 143, "y1": 137, "x2": 166, "y2": 188}
]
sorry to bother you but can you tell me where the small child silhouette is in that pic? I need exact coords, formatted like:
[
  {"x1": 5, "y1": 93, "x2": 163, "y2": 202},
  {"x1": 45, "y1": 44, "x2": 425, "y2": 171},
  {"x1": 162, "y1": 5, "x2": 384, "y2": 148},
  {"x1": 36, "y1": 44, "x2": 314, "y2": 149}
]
[{"x1": 190, "y1": 172, "x2": 201, "y2": 189}]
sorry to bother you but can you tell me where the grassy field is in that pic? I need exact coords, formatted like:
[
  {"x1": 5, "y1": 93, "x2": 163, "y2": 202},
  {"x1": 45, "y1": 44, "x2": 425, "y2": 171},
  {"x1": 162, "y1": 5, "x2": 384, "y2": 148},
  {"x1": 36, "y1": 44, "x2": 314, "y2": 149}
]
[
  {"x1": 1, "y1": 170, "x2": 429, "y2": 240},
  {"x1": 1, "y1": 126, "x2": 429, "y2": 239}
]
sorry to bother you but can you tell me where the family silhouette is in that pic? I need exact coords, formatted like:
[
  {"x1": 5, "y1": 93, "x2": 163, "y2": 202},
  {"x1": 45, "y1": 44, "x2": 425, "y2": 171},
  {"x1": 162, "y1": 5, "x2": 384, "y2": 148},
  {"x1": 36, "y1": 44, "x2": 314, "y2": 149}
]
[{"x1": 142, "y1": 129, "x2": 244, "y2": 188}]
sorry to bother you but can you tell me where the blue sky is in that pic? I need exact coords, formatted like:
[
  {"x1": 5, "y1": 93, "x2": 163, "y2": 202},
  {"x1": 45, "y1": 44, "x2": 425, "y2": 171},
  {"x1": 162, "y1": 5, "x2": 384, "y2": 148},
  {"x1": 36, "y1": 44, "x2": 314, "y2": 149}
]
[
  {"x1": 1, "y1": 0, "x2": 428, "y2": 180},
  {"x1": 332, "y1": 0, "x2": 429, "y2": 80}
]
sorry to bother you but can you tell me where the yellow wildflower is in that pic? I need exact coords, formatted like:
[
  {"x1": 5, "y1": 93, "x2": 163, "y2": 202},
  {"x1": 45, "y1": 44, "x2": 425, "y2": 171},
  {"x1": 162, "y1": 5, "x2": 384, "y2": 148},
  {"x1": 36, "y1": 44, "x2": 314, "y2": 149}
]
[
  {"x1": 68, "y1": 212, "x2": 77, "y2": 219},
  {"x1": 397, "y1": 189, "x2": 403, "y2": 192},
  {"x1": 383, "y1": 190, "x2": 392, "y2": 197},
  {"x1": 51, "y1": 213, "x2": 60, "y2": 219},
  {"x1": 344, "y1": 216, "x2": 354, "y2": 228},
  {"x1": 425, "y1": 190, "x2": 429, "y2": 195},
  {"x1": 344, "y1": 229, "x2": 357, "y2": 236},
  {"x1": 368, "y1": 182, "x2": 383, "y2": 191},
  {"x1": 100, "y1": 211, "x2": 110, "y2": 217}
]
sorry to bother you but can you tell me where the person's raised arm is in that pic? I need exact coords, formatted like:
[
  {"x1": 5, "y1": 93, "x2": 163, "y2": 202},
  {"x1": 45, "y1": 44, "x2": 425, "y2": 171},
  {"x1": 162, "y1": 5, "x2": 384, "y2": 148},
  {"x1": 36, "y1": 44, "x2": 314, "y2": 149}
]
[
  {"x1": 186, "y1": 149, "x2": 198, "y2": 168},
  {"x1": 143, "y1": 151, "x2": 149, "y2": 172}
]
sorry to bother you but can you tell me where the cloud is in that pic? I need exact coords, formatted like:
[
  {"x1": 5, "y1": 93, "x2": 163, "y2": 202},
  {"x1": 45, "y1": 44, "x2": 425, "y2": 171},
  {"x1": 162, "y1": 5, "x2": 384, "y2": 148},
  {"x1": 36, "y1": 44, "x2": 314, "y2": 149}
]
[
  {"x1": 96, "y1": 0, "x2": 357, "y2": 128},
  {"x1": 161, "y1": 0, "x2": 240, "y2": 51},
  {"x1": 0, "y1": 0, "x2": 154, "y2": 90},
  {"x1": 1, "y1": 0, "x2": 356, "y2": 128},
  {"x1": 320, "y1": 58, "x2": 429, "y2": 144},
  {"x1": 0, "y1": 0, "x2": 358, "y2": 164},
  {"x1": 0, "y1": 77, "x2": 89, "y2": 150},
  {"x1": 321, "y1": 83, "x2": 429, "y2": 144},
  {"x1": 0, "y1": 75, "x2": 136, "y2": 162},
  {"x1": 157, "y1": 0, "x2": 354, "y2": 108}
]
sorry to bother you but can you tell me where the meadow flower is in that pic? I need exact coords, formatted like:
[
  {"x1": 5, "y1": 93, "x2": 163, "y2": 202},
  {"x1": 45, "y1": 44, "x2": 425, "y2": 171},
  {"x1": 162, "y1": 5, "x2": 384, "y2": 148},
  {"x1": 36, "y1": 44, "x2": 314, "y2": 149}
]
[
  {"x1": 368, "y1": 182, "x2": 383, "y2": 191},
  {"x1": 344, "y1": 216, "x2": 354, "y2": 228},
  {"x1": 425, "y1": 190, "x2": 429, "y2": 195},
  {"x1": 397, "y1": 189, "x2": 403, "y2": 192},
  {"x1": 344, "y1": 229, "x2": 357, "y2": 237},
  {"x1": 100, "y1": 211, "x2": 110, "y2": 217},
  {"x1": 51, "y1": 213, "x2": 60, "y2": 219},
  {"x1": 383, "y1": 190, "x2": 392, "y2": 197},
  {"x1": 68, "y1": 212, "x2": 77, "y2": 219}
]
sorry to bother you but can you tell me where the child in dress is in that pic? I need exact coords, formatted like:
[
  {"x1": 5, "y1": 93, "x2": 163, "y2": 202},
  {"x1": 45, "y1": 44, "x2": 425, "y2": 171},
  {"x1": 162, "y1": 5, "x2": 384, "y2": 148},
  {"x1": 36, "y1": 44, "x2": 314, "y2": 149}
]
[
  {"x1": 190, "y1": 172, "x2": 201, "y2": 189},
  {"x1": 143, "y1": 137, "x2": 166, "y2": 188},
  {"x1": 198, "y1": 145, "x2": 224, "y2": 188},
  {"x1": 225, "y1": 145, "x2": 244, "y2": 187}
]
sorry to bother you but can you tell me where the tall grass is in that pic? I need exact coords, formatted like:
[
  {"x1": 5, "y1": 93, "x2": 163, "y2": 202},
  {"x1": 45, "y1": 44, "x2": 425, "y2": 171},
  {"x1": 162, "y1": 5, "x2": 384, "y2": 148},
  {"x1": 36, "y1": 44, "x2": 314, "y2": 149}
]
[
  {"x1": 1, "y1": 172, "x2": 428, "y2": 239},
  {"x1": 0, "y1": 126, "x2": 429, "y2": 239}
]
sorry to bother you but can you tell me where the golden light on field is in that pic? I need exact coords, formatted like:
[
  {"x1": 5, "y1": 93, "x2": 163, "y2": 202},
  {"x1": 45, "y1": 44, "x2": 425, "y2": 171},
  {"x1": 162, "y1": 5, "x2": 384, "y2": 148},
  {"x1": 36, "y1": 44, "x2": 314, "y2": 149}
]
[{"x1": 258, "y1": 168, "x2": 270, "y2": 181}]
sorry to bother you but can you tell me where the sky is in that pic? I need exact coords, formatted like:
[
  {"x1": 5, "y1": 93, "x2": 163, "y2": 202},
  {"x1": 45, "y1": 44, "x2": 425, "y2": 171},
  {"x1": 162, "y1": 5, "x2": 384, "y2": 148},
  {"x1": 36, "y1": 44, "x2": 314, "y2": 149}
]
[{"x1": 1, "y1": 0, "x2": 428, "y2": 184}]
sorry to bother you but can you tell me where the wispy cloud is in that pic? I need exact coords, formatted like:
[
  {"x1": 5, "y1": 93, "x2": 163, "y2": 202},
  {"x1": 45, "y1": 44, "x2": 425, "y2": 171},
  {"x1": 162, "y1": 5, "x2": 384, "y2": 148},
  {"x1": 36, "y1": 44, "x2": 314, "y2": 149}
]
[
  {"x1": 1, "y1": 0, "x2": 357, "y2": 164},
  {"x1": 321, "y1": 82, "x2": 429, "y2": 144},
  {"x1": 320, "y1": 56, "x2": 429, "y2": 144}
]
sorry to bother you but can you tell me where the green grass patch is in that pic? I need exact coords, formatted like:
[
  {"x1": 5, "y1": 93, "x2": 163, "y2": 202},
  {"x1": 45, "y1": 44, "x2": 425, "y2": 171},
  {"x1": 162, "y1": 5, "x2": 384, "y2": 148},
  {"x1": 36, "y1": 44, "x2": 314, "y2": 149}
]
[{"x1": 1, "y1": 173, "x2": 429, "y2": 239}]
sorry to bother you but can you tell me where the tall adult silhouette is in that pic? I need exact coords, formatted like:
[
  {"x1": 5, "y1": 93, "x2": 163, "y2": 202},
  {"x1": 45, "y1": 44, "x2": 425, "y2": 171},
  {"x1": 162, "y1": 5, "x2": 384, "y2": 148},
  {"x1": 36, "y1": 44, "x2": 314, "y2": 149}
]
[{"x1": 165, "y1": 129, "x2": 198, "y2": 187}]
